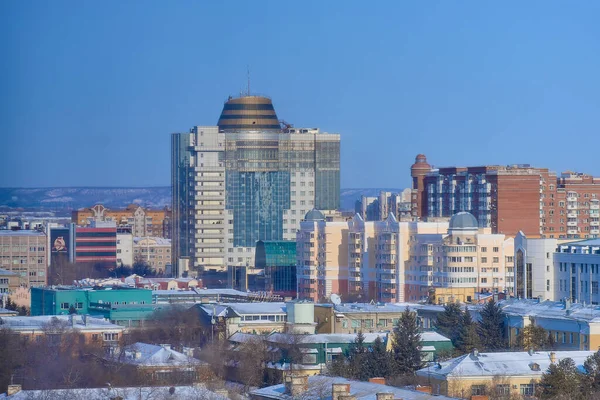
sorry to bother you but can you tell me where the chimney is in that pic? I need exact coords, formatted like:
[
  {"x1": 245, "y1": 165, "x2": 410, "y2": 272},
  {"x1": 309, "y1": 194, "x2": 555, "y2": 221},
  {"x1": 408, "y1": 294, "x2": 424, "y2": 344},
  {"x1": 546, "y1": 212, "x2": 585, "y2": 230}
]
[
  {"x1": 7, "y1": 385, "x2": 22, "y2": 396},
  {"x1": 376, "y1": 393, "x2": 395, "y2": 400},
  {"x1": 82, "y1": 315, "x2": 88, "y2": 326},
  {"x1": 284, "y1": 374, "x2": 308, "y2": 396},
  {"x1": 472, "y1": 348, "x2": 479, "y2": 357},
  {"x1": 133, "y1": 350, "x2": 142, "y2": 360},
  {"x1": 528, "y1": 348, "x2": 534, "y2": 356},
  {"x1": 332, "y1": 383, "x2": 351, "y2": 400},
  {"x1": 565, "y1": 298, "x2": 571, "y2": 310},
  {"x1": 550, "y1": 352, "x2": 557, "y2": 364},
  {"x1": 369, "y1": 377, "x2": 386, "y2": 385}
]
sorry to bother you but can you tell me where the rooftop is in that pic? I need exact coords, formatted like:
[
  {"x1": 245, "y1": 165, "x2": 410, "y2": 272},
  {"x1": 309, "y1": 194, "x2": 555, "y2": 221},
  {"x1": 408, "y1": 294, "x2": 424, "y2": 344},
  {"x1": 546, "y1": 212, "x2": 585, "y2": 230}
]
[
  {"x1": 200, "y1": 302, "x2": 287, "y2": 317},
  {"x1": 133, "y1": 236, "x2": 171, "y2": 246},
  {"x1": 267, "y1": 332, "x2": 387, "y2": 345},
  {"x1": 0, "y1": 385, "x2": 228, "y2": 399},
  {"x1": 560, "y1": 238, "x2": 600, "y2": 247},
  {"x1": 499, "y1": 298, "x2": 600, "y2": 323},
  {"x1": 250, "y1": 375, "x2": 457, "y2": 400},
  {"x1": 417, "y1": 350, "x2": 595, "y2": 379},
  {"x1": 0, "y1": 315, "x2": 124, "y2": 331},
  {"x1": 0, "y1": 230, "x2": 45, "y2": 237},
  {"x1": 116, "y1": 342, "x2": 204, "y2": 367},
  {"x1": 448, "y1": 212, "x2": 478, "y2": 231}
]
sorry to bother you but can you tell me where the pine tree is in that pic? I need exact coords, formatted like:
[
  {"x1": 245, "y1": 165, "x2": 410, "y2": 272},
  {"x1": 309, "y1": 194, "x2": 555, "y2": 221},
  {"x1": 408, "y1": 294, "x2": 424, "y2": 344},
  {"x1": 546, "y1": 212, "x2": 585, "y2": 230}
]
[
  {"x1": 515, "y1": 325, "x2": 553, "y2": 351},
  {"x1": 538, "y1": 358, "x2": 583, "y2": 399},
  {"x1": 478, "y1": 299, "x2": 507, "y2": 351},
  {"x1": 68, "y1": 304, "x2": 78, "y2": 315},
  {"x1": 391, "y1": 307, "x2": 423, "y2": 374},
  {"x1": 583, "y1": 350, "x2": 600, "y2": 395},
  {"x1": 347, "y1": 331, "x2": 369, "y2": 381},
  {"x1": 365, "y1": 336, "x2": 392, "y2": 379},
  {"x1": 435, "y1": 302, "x2": 463, "y2": 345},
  {"x1": 4, "y1": 297, "x2": 16, "y2": 311},
  {"x1": 455, "y1": 309, "x2": 480, "y2": 354}
]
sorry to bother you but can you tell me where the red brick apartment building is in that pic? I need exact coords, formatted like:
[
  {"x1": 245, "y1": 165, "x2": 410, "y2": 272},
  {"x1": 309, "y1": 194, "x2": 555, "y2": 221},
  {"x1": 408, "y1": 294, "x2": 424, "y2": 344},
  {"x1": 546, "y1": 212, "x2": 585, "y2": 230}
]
[{"x1": 410, "y1": 154, "x2": 600, "y2": 239}]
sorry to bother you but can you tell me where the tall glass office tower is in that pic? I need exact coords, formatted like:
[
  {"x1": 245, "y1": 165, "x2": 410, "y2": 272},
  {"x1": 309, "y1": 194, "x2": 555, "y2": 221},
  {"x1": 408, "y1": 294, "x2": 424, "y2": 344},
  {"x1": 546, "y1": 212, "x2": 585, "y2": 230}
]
[{"x1": 171, "y1": 95, "x2": 340, "y2": 275}]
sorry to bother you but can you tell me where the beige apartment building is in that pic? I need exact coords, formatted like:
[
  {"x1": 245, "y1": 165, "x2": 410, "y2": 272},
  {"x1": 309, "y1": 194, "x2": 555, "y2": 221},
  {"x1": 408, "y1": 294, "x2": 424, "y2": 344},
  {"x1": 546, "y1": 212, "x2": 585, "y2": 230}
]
[
  {"x1": 296, "y1": 210, "x2": 448, "y2": 303},
  {"x1": 407, "y1": 212, "x2": 515, "y2": 303},
  {"x1": 0, "y1": 231, "x2": 47, "y2": 287},
  {"x1": 133, "y1": 237, "x2": 172, "y2": 273}
]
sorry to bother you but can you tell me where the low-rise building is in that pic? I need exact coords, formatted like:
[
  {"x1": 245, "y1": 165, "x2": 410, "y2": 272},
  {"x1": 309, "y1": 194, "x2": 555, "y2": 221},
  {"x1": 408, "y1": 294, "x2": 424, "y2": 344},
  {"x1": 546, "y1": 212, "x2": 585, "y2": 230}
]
[
  {"x1": 0, "y1": 314, "x2": 124, "y2": 346},
  {"x1": 116, "y1": 232, "x2": 133, "y2": 267},
  {"x1": 108, "y1": 342, "x2": 211, "y2": 384},
  {"x1": 31, "y1": 286, "x2": 155, "y2": 326},
  {"x1": 416, "y1": 350, "x2": 595, "y2": 398}
]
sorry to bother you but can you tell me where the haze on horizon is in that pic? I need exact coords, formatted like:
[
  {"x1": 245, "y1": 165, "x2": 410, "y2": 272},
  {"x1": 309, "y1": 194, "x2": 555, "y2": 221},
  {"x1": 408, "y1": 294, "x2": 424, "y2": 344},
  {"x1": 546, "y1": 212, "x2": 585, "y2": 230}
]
[{"x1": 1, "y1": 1, "x2": 599, "y2": 188}]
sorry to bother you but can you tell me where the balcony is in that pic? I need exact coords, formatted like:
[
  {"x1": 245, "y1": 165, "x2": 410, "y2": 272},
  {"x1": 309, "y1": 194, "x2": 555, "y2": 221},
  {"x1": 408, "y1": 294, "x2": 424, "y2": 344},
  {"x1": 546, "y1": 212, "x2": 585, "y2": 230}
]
[
  {"x1": 591, "y1": 229, "x2": 600, "y2": 235},
  {"x1": 567, "y1": 229, "x2": 579, "y2": 235},
  {"x1": 567, "y1": 212, "x2": 578, "y2": 218},
  {"x1": 591, "y1": 221, "x2": 600, "y2": 226}
]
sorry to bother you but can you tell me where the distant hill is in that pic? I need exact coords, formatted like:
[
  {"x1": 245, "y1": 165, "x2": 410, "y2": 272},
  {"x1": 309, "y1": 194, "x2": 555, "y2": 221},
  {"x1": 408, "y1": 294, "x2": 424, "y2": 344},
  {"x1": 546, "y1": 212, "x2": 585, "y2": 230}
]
[{"x1": 0, "y1": 187, "x2": 403, "y2": 212}]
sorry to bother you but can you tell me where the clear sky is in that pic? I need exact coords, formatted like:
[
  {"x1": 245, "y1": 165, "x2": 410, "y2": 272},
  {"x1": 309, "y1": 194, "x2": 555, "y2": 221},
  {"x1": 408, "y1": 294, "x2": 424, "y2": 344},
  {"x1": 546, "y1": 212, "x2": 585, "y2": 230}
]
[{"x1": 1, "y1": 1, "x2": 599, "y2": 189}]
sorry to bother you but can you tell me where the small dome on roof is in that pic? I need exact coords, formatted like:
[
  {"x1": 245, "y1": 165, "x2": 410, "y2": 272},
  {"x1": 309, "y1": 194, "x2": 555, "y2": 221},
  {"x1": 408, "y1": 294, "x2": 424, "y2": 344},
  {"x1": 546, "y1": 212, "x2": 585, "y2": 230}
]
[
  {"x1": 449, "y1": 212, "x2": 478, "y2": 231},
  {"x1": 304, "y1": 209, "x2": 325, "y2": 221}
]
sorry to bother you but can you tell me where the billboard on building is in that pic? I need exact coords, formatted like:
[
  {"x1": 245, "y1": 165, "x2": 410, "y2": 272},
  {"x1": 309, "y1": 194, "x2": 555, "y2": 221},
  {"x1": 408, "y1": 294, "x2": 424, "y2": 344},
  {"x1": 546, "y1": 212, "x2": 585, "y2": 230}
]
[{"x1": 50, "y1": 227, "x2": 72, "y2": 265}]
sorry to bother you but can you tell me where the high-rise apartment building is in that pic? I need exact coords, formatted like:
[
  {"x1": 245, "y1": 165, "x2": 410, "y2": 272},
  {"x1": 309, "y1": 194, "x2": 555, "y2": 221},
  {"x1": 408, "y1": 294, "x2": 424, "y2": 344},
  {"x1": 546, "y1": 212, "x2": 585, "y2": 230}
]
[
  {"x1": 172, "y1": 95, "x2": 340, "y2": 275},
  {"x1": 296, "y1": 210, "x2": 448, "y2": 303},
  {"x1": 410, "y1": 154, "x2": 600, "y2": 239}
]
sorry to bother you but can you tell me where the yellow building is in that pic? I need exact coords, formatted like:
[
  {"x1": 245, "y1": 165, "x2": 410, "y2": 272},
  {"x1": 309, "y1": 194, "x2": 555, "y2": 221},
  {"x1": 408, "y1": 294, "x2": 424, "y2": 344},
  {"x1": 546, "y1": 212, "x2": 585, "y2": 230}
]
[{"x1": 416, "y1": 349, "x2": 595, "y2": 398}]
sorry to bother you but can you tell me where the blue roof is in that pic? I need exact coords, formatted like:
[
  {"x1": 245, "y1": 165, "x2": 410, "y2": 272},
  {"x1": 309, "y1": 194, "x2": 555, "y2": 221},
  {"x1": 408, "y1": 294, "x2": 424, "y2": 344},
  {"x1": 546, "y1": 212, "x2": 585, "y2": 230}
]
[
  {"x1": 0, "y1": 230, "x2": 45, "y2": 236},
  {"x1": 562, "y1": 238, "x2": 600, "y2": 246}
]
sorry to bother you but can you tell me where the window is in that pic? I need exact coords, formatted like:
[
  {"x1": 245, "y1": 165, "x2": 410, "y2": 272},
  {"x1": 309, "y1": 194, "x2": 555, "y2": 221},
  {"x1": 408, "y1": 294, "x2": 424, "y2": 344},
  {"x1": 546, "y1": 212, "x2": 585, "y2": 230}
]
[
  {"x1": 493, "y1": 247, "x2": 499, "y2": 252},
  {"x1": 104, "y1": 333, "x2": 118, "y2": 341},
  {"x1": 520, "y1": 383, "x2": 534, "y2": 396},
  {"x1": 351, "y1": 320, "x2": 361, "y2": 328},
  {"x1": 493, "y1": 257, "x2": 499, "y2": 263},
  {"x1": 481, "y1": 247, "x2": 487, "y2": 252},
  {"x1": 302, "y1": 354, "x2": 317, "y2": 364},
  {"x1": 60, "y1": 302, "x2": 69, "y2": 310},
  {"x1": 365, "y1": 319, "x2": 374, "y2": 329},
  {"x1": 481, "y1": 257, "x2": 488, "y2": 263},
  {"x1": 342, "y1": 320, "x2": 348, "y2": 329},
  {"x1": 496, "y1": 384, "x2": 510, "y2": 396},
  {"x1": 471, "y1": 385, "x2": 486, "y2": 396}
]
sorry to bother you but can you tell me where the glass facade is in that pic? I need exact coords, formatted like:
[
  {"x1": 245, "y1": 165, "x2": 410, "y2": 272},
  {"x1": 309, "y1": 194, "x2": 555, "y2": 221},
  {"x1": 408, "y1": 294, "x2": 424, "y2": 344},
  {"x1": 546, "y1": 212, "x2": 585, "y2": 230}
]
[
  {"x1": 315, "y1": 139, "x2": 341, "y2": 210},
  {"x1": 171, "y1": 132, "x2": 193, "y2": 265},
  {"x1": 226, "y1": 171, "x2": 290, "y2": 247},
  {"x1": 255, "y1": 240, "x2": 297, "y2": 296}
]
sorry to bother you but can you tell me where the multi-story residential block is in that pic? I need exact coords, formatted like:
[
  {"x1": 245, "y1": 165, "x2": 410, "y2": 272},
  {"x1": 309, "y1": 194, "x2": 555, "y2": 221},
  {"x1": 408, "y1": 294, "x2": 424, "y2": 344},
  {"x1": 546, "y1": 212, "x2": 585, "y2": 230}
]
[
  {"x1": 407, "y1": 212, "x2": 515, "y2": 303},
  {"x1": 411, "y1": 154, "x2": 600, "y2": 239},
  {"x1": 356, "y1": 189, "x2": 412, "y2": 221},
  {"x1": 171, "y1": 95, "x2": 340, "y2": 275},
  {"x1": 133, "y1": 237, "x2": 171, "y2": 273},
  {"x1": 72, "y1": 204, "x2": 171, "y2": 238},
  {"x1": 0, "y1": 230, "x2": 47, "y2": 287},
  {"x1": 296, "y1": 210, "x2": 448, "y2": 303}
]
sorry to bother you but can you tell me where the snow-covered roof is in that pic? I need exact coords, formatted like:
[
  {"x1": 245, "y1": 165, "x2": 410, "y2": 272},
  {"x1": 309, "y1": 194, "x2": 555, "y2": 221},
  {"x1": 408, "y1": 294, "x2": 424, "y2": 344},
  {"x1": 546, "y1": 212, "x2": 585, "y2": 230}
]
[
  {"x1": 0, "y1": 315, "x2": 124, "y2": 332},
  {"x1": 420, "y1": 331, "x2": 451, "y2": 342},
  {"x1": 417, "y1": 350, "x2": 596, "y2": 379},
  {"x1": 116, "y1": 342, "x2": 204, "y2": 367},
  {"x1": 250, "y1": 375, "x2": 458, "y2": 400},
  {"x1": 0, "y1": 385, "x2": 228, "y2": 399},
  {"x1": 267, "y1": 332, "x2": 387, "y2": 345},
  {"x1": 334, "y1": 303, "x2": 412, "y2": 314},
  {"x1": 229, "y1": 332, "x2": 266, "y2": 343},
  {"x1": 201, "y1": 302, "x2": 287, "y2": 317},
  {"x1": 499, "y1": 298, "x2": 600, "y2": 323}
]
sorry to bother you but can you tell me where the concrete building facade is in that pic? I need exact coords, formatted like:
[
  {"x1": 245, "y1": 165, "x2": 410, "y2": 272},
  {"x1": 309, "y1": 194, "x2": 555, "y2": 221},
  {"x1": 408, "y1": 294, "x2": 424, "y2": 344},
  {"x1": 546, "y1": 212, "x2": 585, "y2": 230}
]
[
  {"x1": 133, "y1": 237, "x2": 172, "y2": 273},
  {"x1": 0, "y1": 231, "x2": 47, "y2": 287},
  {"x1": 171, "y1": 95, "x2": 340, "y2": 275}
]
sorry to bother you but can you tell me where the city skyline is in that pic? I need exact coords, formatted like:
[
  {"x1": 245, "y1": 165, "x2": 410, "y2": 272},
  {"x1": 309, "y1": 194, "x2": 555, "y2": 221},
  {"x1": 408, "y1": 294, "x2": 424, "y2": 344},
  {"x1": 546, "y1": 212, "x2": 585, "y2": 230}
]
[{"x1": 2, "y1": 2, "x2": 600, "y2": 189}]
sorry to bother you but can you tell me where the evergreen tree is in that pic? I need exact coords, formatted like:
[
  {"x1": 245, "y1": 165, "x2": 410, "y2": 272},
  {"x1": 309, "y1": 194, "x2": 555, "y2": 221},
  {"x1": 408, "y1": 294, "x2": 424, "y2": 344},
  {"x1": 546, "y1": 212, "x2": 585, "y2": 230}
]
[
  {"x1": 435, "y1": 302, "x2": 463, "y2": 345},
  {"x1": 477, "y1": 299, "x2": 507, "y2": 351},
  {"x1": 515, "y1": 325, "x2": 554, "y2": 351},
  {"x1": 455, "y1": 309, "x2": 480, "y2": 354},
  {"x1": 4, "y1": 297, "x2": 16, "y2": 311},
  {"x1": 583, "y1": 350, "x2": 600, "y2": 395},
  {"x1": 18, "y1": 306, "x2": 28, "y2": 316},
  {"x1": 365, "y1": 336, "x2": 391, "y2": 379},
  {"x1": 68, "y1": 304, "x2": 77, "y2": 315},
  {"x1": 347, "y1": 330, "x2": 369, "y2": 381},
  {"x1": 538, "y1": 357, "x2": 583, "y2": 399},
  {"x1": 391, "y1": 307, "x2": 423, "y2": 374}
]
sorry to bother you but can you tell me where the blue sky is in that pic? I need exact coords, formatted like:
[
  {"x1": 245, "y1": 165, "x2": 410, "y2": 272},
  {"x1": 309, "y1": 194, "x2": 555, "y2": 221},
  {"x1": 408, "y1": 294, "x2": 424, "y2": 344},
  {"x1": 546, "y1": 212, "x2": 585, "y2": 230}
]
[{"x1": 1, "y1": 1, "x2": 599, "y2": 188}]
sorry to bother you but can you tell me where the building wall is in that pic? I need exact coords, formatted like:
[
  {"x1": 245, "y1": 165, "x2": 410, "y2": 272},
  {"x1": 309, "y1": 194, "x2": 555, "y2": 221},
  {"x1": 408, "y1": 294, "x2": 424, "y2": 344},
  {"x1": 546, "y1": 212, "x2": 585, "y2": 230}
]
[
  {"x1": 0, "y1": 231, "x2": 47, "y2": 287},
  {"x1": 133, "y1": 237, "x2": 172, "y2": 273},
  {"x1": 554, "y1": 241, "x2": 600, "y2": 304},
  {"x1": 0, "y1": 268, "x2": 20, "y2": 294},
  {"x1": 75, "y1": 226, "x2": 117, "y2": 266},
  {"x1": 117, "y1": 233, "x2": 133, "y2": 267}
]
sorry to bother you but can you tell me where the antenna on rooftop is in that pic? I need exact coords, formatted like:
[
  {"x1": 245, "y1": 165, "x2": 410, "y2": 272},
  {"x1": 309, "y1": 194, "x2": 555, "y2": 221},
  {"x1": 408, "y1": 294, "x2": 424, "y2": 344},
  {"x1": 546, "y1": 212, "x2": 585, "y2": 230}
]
[{"x1": 247, "y1": 65, "x2": 251, "y2": 96}]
